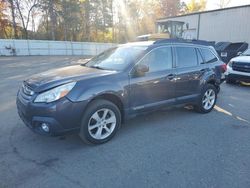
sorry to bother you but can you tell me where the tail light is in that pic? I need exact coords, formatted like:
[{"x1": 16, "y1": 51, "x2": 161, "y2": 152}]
[{"x1": 221, "y1": 63, "x2": 227, "y2": 73}]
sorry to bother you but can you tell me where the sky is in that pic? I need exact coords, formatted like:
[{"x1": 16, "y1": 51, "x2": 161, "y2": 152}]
[{"x1": 182, "y1": 0, "x2": 250, "y2": 10}]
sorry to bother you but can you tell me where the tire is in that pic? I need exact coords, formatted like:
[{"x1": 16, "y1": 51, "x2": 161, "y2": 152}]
[
  {"x1": 79, "y1": 99, "x2": 121, "y2": 145},
  {"x1": 216, "y1": 86, "x2": 220, "y2": 94},
  {"x1": 226, "y1": 78, "x2": 236, "y2": 84},
  {"x1": 195, "y1": 84, "x2": 217, "y2": 114}
]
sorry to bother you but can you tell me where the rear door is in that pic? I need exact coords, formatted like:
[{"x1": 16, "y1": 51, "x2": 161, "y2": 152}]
[
  {"x1": 199, "y1": 48, "x2": 222, "y2": 81},
  {"x1": 174, "y1": 46, "x2": 202, "y2": 102}
]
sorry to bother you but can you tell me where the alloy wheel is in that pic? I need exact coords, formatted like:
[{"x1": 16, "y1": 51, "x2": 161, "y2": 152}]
[
  {"x1": 202, "y1": 89, "x2": 216, "y2": 110},
  {"x1": 88, "y1": 108, "x2": 117, "y2": 140}
]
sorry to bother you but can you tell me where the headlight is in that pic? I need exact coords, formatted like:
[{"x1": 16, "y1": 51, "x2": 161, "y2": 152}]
[
  {"x1": 34, "y1": 82, "x2": 76, "y2": 103},
  {"x1": 228, "y1": 61, "x2": 233, "y2": 67}
]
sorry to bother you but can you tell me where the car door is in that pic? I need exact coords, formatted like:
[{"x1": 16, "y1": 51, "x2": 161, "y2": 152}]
[
  {"x1": 129, "y1": 46, "x2": 176, "y2": 111},
  {"x1": 174, "y1": 46, "x2": 203, "y2": 102}
]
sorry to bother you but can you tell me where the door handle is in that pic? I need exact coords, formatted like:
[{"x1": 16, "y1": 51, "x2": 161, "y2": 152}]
[{"x1": 166, "y1": 74, "x2": 175, "y2": 80}]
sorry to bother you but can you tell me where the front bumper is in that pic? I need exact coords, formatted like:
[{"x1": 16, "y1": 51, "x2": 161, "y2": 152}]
[
  {"x1": 225, "y1": 66, "x2": 250, "y2": 82},
  {"x1": 225, "y1": 74, "x2": 250, "y2": 82},
  {"x1": 16, "y1": 91, "x2": 87, "y2": 136}
]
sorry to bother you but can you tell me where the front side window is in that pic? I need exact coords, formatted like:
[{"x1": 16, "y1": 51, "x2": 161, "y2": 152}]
[
  {"x1": 176, "y1": 47, "x2": 198, "y2": 68},
  {"x1": 85, "y1": 46, "x2": 147, "y2": 71},
  {"x1": 138, "y1": 47, "x2": 172, "y2": 73},
  {"x1": 200, "y1": 48, "x2": 218, "y2": 63}
]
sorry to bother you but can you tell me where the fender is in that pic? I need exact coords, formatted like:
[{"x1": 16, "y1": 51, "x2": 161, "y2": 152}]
[
  {"x1": 67, "y1": 80, "x2": 129, "y2": 108},
  {"x1": 199, "y1": 70, "x2": 219, "y2": 90}
]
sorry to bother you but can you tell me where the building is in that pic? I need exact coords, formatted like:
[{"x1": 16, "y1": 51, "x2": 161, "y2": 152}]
[{"x1": 156, "y1": 5, "x2": 250, "y2": 44}]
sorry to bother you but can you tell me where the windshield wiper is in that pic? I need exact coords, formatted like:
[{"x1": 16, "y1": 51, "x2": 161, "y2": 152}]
[{"x1": 90, "y1": 65, "x2": 107, "y2": 70}]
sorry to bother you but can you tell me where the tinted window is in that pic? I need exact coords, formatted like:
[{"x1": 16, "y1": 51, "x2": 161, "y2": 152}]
[
  {"x1": 200, "y1": 48, "x2": 218, "y2": 63},
  {"x1": 176, "y1": 47, "x2": 197, "y2": 67},
  {"x1": 139, "y1": 47, "x2": 172, "y2": 72},
  {"x1": 196, "y1": 49, "x2": 204, "y2": 64}
]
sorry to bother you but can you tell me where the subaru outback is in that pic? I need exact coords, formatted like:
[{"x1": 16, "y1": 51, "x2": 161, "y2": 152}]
[{"x1": 16, "y1": 40, "x2": 225, "y2": 144}]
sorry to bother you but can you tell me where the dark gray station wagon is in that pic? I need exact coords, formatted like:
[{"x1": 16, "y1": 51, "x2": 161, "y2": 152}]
[{"x1": 16, "y1": 39, "x2": 226, "y2": 144}]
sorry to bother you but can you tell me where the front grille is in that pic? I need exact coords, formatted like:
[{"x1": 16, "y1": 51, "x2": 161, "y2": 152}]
[
  {"x1": 19, "y1": 83, "x2": 34, "y2": 103},
  {"x1": 232, "y1": 62, "x2": 250, "y2": 73}
]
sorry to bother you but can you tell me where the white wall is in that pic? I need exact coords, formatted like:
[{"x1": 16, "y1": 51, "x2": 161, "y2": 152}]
[
  {"x1": 156, "y1": 6, "x2": 250, "y2": 44},
  {"x1": 0, "y1": 39, "x2": 116, "y2": 56},
  {"x1": 199, "y1": 6, "x2": 250, "y2": 44}
]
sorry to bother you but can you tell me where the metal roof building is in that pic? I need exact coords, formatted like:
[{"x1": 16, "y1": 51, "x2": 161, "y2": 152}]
[{"x1": 156, "y1": 5, "x2": 250, "y2": 44}]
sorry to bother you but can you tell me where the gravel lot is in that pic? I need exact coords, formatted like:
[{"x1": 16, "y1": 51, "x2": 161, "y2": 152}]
[{"x1": 1, "y1": 56, "x2": 250, "y2": 188}]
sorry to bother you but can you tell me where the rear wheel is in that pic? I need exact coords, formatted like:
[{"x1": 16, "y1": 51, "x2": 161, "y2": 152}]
[
  {"x1": 79, "y1": 99, "x2": 121, "y2": 145},
  {"x1": 195, "y1": 84, "x2": 217, "y2": 113},
  {"x1": 216, "y1": 86, "x2": 220, "y2": 94}
]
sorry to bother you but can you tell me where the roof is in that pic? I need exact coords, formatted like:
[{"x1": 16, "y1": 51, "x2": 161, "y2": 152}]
[
  {"x1": 123, "y1": 39, "x2": 215, "y2": 48},
  {"x1": 121, "y1": 41, "x2": 155, "y2": 47},
  {"x1": 153, "y1": 39, "x2": 215, "y2": 47},
  {"x1": 157, "y1": 4, "x2": 250, "y2": 22}
]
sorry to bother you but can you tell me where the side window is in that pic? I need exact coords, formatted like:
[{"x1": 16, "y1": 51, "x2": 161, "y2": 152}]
[
  {"x1": 176, "y1": 47, "x2": 198, "y2": 68},
  {"x1": 200, "y1": 48, "x2": 218, "y2": 63},
  {"x1": 138, "y1": 47, "x2": 172, "y2": 72},
  {"x1": 196, "y1": 49, "x2": 204, "y2": 64}
]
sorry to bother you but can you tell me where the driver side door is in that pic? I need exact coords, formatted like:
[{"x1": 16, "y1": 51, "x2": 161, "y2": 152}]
[{"x1": 129, "y1": 46, "x2": 176, "y2": 112}]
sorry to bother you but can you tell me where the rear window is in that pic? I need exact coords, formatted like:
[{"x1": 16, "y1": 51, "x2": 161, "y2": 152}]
[
  {"x1": 200, "y1": 48, "x2": 218, "y2": 64},
  {"x1": 176, "y1": 47, "x2": 198, "y2": 68}
]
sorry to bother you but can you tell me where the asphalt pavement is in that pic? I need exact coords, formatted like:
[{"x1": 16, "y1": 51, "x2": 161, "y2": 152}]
[{"x1": 0, "y1": 56, "x2": 250, "y2": 188}]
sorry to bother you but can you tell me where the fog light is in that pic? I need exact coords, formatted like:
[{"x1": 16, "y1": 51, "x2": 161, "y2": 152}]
[{"x1": 41, "y1": 123, "x2": 50, "y2": 132}]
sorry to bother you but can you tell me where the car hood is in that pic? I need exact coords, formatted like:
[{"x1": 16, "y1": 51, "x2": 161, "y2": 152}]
[
  {"x1": 25, "y1": 65, "x2": 117, "y2": 92},
  {"x1": 231, "y1": 56, "x2": 250, "y2": 63}
]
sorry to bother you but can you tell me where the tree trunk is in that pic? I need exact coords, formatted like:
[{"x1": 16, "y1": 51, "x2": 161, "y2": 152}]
[
  {"x1": 110, "y1": 0, "x2": 114, "y2": 42},
  {"x1": 84, "y1": 0, "x2": 90, "y2": 41},
  {"x1": 9, "y1": 0, "x2": 18, "y2": 39},
  {"x1": 49, "y1": 0, "x2": 56, "y2": 40}
]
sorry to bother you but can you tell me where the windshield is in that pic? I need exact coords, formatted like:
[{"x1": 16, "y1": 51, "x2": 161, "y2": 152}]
[
  {"x1": 242, "y1": 49, "x2": 250, "y2": 56},
  {"x1": 85, "y1": 46, "x2": 147, "y2": 71}
]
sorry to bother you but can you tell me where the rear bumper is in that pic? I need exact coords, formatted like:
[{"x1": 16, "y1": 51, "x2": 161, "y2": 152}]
[{"x1": 16, "y1": 91, "x2": 87, "y2": 136}]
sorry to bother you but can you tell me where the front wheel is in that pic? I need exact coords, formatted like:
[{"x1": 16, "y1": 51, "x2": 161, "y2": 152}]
[
  {"x1": 195, "y1": 84, "x2": 217, "y2": 113},
  {"x1": 79, "y1": 99, "x2": 121, "y2": 145}
]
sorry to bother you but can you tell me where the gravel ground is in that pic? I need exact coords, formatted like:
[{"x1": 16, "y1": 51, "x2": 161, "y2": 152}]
[{"x1": 0, "y1": 56, "x2": 250, "y2": 188}]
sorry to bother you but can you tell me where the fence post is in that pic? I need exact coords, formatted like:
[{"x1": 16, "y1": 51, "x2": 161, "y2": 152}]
[
  {"x1": 12, "y1": 38, "x2": 16, "y2": 56},
  {"x1": 71, "y1": 41, "x2": 73, "y2": 55},
  {"x1": 95, "y1": 43, "x2": 98, "y2": 55},
  {"x1": 27, "y1": 40, "x2": 31, "y2": 55},
  {"x1": 48, "y1": 41, "x2": 50, "y2": 55},
  {"x1": 81, "y1": 42, "x2": 83, "y2": 56}
]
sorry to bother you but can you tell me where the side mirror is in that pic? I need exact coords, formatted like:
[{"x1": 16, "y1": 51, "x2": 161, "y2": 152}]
[
  {"x1": 237, "y1": 52, "x2": 242, "y2": 56},
  {"x1": 135, "y1": 64, "x2": 149, "y2": 76}
]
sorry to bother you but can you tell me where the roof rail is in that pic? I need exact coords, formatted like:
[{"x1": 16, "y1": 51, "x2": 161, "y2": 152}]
[{"x1": 154, "y1": 38, "x2": 215, "y2": 47}]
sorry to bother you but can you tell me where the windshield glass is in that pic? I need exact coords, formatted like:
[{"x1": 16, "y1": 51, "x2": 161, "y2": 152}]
[
  {"x1": 242, "y1": 49, "x2": 250, "y2": 56},
  {"x1": 85, "y1": 46, "x2": 147, "y2": 71}
]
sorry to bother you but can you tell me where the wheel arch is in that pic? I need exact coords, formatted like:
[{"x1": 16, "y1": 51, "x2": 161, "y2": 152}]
[
  {"x1": 88, "y1": 93, "x2": 125, "y2": 122},
  {"x1": 206, "y1": 78, "x2": 220, "y2": 91}
]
